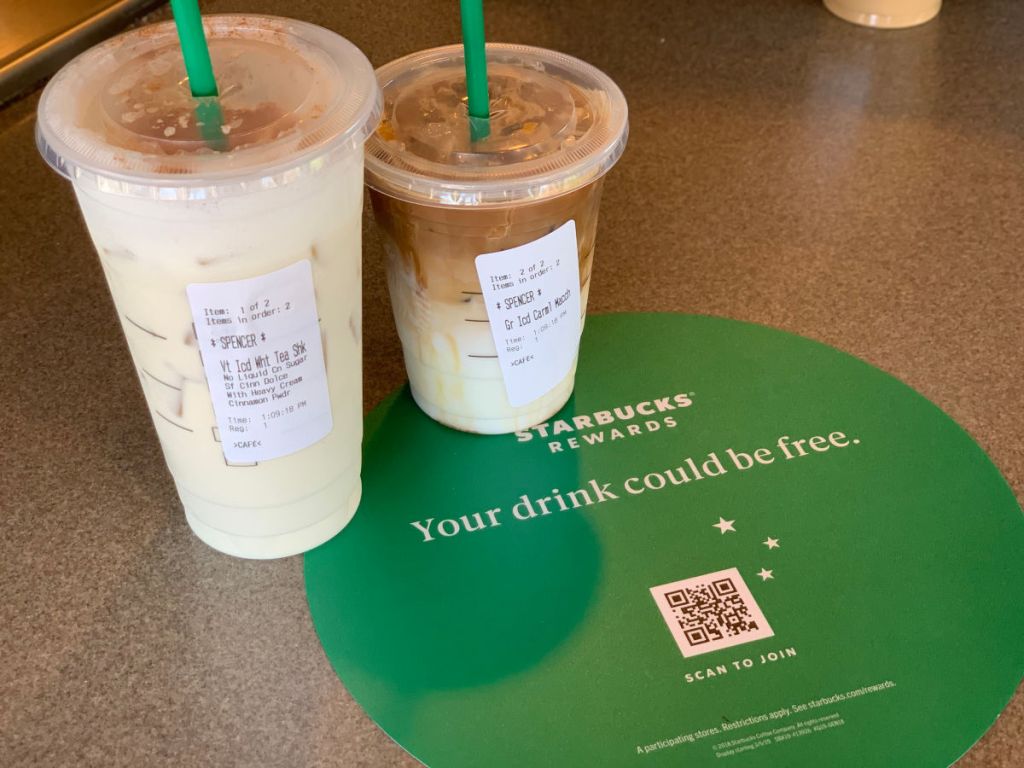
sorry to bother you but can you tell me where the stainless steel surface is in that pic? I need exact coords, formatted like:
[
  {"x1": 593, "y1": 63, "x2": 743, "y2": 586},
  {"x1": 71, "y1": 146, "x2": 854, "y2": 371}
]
[{"x1": 0, "y1": 0, "x2": 160, "y2": 104}]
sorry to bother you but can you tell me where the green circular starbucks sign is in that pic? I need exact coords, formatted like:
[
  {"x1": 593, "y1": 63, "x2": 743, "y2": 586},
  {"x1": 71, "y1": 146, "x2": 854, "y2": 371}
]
[{"x1": 306, "y1": 313, "x2": 1024, "y2": 767}]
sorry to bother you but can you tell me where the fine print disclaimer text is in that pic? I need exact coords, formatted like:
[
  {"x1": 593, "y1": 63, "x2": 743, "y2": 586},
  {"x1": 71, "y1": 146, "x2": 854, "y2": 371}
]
[{"x1": 635, "y1": 680, "x2": 896, "y2": 758}]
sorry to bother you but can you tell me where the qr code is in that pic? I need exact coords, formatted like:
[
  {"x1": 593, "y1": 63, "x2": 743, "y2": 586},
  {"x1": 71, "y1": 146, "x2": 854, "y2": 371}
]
[{"x1": 650, "y1": 567, "x2": 774, "y2": 658}]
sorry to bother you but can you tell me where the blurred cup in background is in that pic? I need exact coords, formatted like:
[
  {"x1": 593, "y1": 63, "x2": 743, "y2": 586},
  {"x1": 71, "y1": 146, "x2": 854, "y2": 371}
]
[{"x1": 824, "y1": 0, "x2": 941, "y2": 28}]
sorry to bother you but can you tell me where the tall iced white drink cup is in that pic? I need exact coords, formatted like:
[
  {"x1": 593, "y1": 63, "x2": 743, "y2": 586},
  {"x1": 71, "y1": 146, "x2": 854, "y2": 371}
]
[{"x1": 36, "y1": 16, "x2": 381, "y2": 558}]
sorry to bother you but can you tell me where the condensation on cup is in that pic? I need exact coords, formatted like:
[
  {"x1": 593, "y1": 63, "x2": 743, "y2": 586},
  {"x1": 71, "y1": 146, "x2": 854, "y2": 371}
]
[
  {"x1": 35, "y1": 16, "x2": 382, "y2": 558},
  {"x1": 365, "y1": 44, "x2": 629, "y2": 435}
]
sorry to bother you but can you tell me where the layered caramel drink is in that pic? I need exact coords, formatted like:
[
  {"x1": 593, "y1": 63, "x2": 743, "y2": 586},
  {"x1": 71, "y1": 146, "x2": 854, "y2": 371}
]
[{"x1": 365, "y1": 45, "x2": 628, "y2": 434}]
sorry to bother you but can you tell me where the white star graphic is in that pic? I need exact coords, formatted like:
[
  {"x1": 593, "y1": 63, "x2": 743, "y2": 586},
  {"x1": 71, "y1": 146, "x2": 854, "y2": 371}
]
[
  {"x1": 763, "y1": 537, "x2": 780, "y2": 550},
  {"x1": 713, "y1": 517, "x2": 736, "y2": 534},
  {"x1": 757, "y1": 568, "x2": 774, "y2": 581}
]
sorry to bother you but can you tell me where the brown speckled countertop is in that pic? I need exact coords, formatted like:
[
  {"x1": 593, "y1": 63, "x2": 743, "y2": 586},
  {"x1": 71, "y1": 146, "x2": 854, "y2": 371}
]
[{"x1": 1, "y1": 0, "x2": 1021, "y2": 765}]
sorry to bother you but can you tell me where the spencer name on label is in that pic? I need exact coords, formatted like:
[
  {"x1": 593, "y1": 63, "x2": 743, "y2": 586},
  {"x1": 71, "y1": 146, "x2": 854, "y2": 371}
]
[
  {"x1": 504, "y1": 290, "x2": 536, "y2": 309},
  {"x1": 219, "y1": 333, "x2": 259, "y2": 350}
]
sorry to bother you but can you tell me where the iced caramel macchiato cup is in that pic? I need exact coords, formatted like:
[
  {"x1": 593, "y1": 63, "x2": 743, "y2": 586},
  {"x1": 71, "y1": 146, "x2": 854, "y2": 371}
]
[{"x1": 365, "y1": 44, "x2": 628, "y2": 434}]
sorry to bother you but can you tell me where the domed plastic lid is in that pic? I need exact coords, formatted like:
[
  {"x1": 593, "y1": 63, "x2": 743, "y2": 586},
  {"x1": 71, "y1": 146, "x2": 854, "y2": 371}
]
[
  {"x1": 36, "y1": 15, "x2": 381, "y2": 199},
  {"x1": 365, "y1": 44, "x2": 628, "y2": 207}
]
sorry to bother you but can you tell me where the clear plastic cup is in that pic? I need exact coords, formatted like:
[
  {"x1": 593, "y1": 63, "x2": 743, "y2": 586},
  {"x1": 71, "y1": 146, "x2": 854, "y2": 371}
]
[
  {"x1": 365, "y1": 44, "x2": 628, "y2": 434},
  {"x1": 36, "y1": 15, "x2": 381, "y2": 558}
]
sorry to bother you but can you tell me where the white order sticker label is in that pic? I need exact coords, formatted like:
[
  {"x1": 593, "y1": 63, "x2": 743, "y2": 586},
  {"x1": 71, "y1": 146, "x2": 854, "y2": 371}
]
[
  {"x1": 187, "y1": 260, "x2": 332, "y2": 463},
  {"x1": 475, "y1": 221, "x2": 582, "y2": 407}
]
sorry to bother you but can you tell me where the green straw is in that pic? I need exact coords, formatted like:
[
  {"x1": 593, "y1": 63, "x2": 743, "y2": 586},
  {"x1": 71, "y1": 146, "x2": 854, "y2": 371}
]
[
  {"x1": 170, "y1": 0, "x2": 218, "y2": 96},
  {"x1": 460, "y1": 0, "x2": 490, "y2": 141},
  {"x1": 169, "y1": 0, "x2": 226, "y2": 149}
]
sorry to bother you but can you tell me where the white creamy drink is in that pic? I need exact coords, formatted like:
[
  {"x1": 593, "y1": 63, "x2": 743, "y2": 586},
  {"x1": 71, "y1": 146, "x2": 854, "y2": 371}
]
[
  {"x1": 365, "y1": 45, "x2": 628, "y2": 434},
  {"x1": 36, "y1": 16, "x2": 381, "y2": 558}
]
